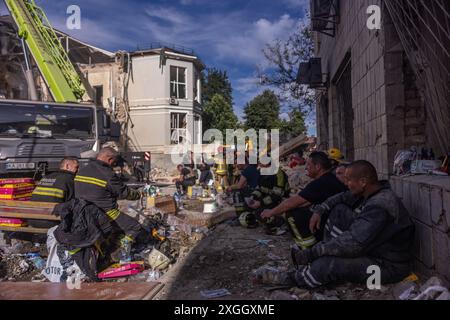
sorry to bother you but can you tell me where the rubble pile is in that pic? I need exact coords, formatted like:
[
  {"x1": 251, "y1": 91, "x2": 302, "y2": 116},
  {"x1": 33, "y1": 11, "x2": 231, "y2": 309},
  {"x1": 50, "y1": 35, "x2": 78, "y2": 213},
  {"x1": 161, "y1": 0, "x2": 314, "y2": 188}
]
[
  {"x1": 150, "y1": 168, "x2": 174, "y2": 184},
  {"x1": 281, "y1": 163, "x2": 311, "y2": 193}
]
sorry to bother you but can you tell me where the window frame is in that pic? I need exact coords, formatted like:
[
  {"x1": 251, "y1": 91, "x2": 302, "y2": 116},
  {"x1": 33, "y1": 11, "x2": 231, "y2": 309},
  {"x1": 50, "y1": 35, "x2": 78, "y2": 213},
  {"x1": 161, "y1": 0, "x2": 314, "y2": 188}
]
[{"x1": 170, "y1": 66, "x2": 187, "y2": 100}]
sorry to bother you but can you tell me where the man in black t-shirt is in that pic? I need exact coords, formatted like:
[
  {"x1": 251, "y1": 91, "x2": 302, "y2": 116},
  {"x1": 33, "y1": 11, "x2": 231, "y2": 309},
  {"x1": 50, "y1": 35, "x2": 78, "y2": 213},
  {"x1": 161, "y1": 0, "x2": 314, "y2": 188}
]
[{"x1": 261, "y1": 152, "x2": 347, "y2": 249}]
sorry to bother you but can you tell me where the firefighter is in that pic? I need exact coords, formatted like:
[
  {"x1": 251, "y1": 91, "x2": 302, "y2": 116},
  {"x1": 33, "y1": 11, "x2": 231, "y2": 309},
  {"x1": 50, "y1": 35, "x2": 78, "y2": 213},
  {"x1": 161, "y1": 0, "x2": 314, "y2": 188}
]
[
  {"x1": 327, "y1": 148, "x2": 344, "y2": 171},
  {"x1": 213, "y1": 146, "x2": 229, "y2": 192},
  {"x1": 261, "y1": 152, "x2": 347, "y2": 249},
  {"x1": 226, "y1": 154, "x2": 260, "y2": 218},
  {"x1": 74, "y1": 147, "x2": 143, "y2": 244},
  {"x1": 256, "y1": 160, "x2": 415, "y2": 289},
  {"x1": 31, "y1": 157, "x2": 79, "y2": 203},
  {"x1": 249, "y1": 164, "x2": 290, "y2": 234},
  {"x1": 30, "y1": 157, "x2": 79, "y2": 230},
  {"x1": 173, "y1": 164, "x2": 197, "y2": 194}
]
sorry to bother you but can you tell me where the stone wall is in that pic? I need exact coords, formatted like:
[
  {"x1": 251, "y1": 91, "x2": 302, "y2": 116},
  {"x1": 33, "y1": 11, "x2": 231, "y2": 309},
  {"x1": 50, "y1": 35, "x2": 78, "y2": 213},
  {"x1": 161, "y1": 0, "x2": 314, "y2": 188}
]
[{"x1": 391, "y1": 175, "x2": 450, "y2": 283}]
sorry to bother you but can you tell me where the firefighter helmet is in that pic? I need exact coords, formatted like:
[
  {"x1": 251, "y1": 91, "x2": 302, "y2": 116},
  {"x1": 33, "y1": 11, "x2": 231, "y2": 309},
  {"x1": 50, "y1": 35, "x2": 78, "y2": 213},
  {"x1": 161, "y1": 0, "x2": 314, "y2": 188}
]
[
  {"x1": 239, "y1": 212, "x2": 258, "y2": 228},
  {"x1": 327, "y1": 148, "x2": 344, "y2": 162}
]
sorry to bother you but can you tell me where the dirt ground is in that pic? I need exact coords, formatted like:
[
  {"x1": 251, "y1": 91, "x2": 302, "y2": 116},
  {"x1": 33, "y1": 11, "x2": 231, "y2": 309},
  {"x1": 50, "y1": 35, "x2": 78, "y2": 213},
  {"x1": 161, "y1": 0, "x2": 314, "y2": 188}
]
[{"x1": 153, "y1": 221, "x2": 395, "y2": 300}]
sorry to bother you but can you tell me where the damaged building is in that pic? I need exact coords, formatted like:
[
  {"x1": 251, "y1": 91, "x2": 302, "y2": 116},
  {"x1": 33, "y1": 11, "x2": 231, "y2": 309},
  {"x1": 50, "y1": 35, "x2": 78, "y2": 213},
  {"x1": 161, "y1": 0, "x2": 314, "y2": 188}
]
[
  {"x1": 308, "y1": 0, "x2": 450, "y2": 281},
  {"x1": 0, "y1": 15, "x2": 205, "y2": 161}
]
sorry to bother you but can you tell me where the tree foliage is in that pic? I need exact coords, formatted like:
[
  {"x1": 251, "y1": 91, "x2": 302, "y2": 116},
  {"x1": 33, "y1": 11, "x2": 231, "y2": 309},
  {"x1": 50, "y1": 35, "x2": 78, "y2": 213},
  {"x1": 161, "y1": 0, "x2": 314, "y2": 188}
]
[
  {"x1": 202, "y1": 68, "x2": 233, "y2": 106},
  {"x1": 244, "y1": 90, "x2": 281, "y2": 131},
  {"x1": 259, "y1": 17, "x2": 315, "y2": 113},
  {"x1": 203, "y1": 94, "x2": 238, "y2": 137}
]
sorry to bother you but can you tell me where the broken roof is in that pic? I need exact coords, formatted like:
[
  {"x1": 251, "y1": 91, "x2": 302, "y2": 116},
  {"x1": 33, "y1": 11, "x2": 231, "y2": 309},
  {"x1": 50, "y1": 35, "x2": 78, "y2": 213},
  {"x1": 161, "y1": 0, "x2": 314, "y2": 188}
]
[{"x1": 131, "y1": 44, "x2": 205, "y2": 70}]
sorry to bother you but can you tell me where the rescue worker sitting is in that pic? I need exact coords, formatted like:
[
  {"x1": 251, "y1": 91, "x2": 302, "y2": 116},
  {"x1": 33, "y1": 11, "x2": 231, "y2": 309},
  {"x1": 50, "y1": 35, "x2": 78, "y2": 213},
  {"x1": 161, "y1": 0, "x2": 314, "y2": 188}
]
[
  {"x1": 226, "y1": 157, "x2": 260, "y2": 217},
  {"x1": 198, "y1": 163, "x2": 213, "y2": 188},
  {"x1": 242, "y1": 159, "x2": 290, "y2": 234},
  {"x1": 30, "y1": 157, "x2": 79, "y2": 230},
  {"x1": 261, "y1": 152, "x2": 347, "y2": 249},
  {"x1": 173, "y1": 164, "x2": 197, "y2": 194},
  {"x1": 74, "y1": 147, "x2": 143, "y2": 247},
  {"x1": 256, "y1": 160, "x2": 415, "y2": 289},
  {"x1": 335, "y1": 162, "x2": 350, "y2": 185}
]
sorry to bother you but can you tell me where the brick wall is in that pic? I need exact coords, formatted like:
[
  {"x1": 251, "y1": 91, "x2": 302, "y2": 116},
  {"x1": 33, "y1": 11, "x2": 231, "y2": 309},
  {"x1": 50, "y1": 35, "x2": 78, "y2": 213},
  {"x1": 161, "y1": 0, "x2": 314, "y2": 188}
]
[{"x1": 391, "y1": 176, "x2": 450, "y2": 282}]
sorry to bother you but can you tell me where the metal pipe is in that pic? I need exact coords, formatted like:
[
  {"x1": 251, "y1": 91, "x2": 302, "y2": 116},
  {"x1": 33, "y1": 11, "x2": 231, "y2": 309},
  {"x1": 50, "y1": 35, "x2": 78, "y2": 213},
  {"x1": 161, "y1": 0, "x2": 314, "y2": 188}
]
[{"x1": 20, "y1": 38, "x2": 38, "y2": 100}]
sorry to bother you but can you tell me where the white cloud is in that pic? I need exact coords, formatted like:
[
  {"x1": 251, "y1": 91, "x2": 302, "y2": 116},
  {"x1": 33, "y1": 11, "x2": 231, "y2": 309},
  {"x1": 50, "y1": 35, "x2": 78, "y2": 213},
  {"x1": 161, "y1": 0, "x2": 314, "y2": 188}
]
[{"x1": 141, "y1": 6, "x2": 299, "y2": 67}]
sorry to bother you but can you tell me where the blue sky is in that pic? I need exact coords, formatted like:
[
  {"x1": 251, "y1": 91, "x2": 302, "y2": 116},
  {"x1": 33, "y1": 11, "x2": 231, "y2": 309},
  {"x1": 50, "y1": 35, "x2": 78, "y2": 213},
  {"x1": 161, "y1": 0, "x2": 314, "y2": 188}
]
[{"x1": 0, "y1": 0, "x2": 315, "y2": 135}]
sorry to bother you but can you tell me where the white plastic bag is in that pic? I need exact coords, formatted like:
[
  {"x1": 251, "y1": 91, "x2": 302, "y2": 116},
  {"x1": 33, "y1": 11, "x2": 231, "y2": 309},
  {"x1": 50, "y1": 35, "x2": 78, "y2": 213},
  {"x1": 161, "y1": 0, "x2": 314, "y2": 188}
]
[{"x1": 41, "y1": 226, "x2": 85, "y2": 283}]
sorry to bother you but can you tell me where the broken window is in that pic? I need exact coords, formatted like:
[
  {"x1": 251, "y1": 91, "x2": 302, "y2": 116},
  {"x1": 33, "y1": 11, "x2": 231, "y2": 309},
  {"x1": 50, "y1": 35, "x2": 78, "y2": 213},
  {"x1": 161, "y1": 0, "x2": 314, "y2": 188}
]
[
  {"x1": 170, "y1": 112, "x2": 187, "y2": 144},
  {"x1": 170, "y1": 66, "x2": 186, "y2": 99}
]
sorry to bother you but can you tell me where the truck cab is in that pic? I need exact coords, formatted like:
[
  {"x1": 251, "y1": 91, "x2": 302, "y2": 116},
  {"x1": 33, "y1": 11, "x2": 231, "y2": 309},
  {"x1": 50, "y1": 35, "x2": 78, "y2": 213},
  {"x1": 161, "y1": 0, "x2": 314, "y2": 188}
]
[{"x1": 0, "y1": 99, "x2": 102, "y2": 178}]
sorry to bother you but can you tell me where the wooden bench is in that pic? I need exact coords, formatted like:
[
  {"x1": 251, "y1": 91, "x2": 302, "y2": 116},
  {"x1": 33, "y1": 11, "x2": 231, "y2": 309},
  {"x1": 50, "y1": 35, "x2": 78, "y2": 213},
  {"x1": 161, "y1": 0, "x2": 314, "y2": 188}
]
[{"x1": 0, "y1": 200, "x2": 60, "y2": 234}]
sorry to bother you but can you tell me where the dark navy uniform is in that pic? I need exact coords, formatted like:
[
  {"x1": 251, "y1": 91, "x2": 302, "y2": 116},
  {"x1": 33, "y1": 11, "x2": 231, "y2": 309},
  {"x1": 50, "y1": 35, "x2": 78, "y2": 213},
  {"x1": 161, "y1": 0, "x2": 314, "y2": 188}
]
[
  {"x1": 74, "y1": 159, "x2": 142, "y2": 240},
  {"x1": 290, "y1": 183, "x2": 414, "y2": 288},
  {"x1": 31, "y1": 170, "x2": 76, "y2": 203}
]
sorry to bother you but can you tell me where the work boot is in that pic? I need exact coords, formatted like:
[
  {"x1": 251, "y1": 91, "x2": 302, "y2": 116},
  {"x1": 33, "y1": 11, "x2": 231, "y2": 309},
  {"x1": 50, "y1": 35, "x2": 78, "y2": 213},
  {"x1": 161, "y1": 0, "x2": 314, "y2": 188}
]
[{"x1": 251, "y1": 266, "x2": 295, "y2": 287}]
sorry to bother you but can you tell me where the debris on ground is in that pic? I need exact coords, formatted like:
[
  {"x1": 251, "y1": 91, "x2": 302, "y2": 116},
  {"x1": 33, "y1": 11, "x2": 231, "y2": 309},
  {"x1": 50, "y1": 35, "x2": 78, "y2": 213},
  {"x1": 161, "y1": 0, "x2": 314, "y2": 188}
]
[
  {"x1": 200, "y1": 288, "x2": 231, "y2": 299},
  {"x1": 1, "y1": 181, "x2": 449, "y2": 301}
]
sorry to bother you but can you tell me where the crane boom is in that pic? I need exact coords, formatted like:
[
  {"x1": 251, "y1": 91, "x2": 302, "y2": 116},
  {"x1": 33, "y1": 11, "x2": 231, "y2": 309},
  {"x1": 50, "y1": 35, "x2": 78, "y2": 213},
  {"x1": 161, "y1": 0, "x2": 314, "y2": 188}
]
[{"x1": 4, "y1": 0, "x2": 85, "y2": 102}]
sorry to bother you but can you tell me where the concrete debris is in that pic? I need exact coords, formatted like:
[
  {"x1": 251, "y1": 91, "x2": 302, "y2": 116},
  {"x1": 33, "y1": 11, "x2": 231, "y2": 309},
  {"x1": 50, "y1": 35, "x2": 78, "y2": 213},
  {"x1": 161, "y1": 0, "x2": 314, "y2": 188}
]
[
  {"x1": 270, "y1": 290, "x2": 297, "y2": 300},
  {"x1": 150, "y1": 168, "x2": 173, "y2": 183},
  {"x1": 393, "y1": 280, "x2": 419, "y2": 300},
  {"x1": 313, "y1": 293, "x2": 340, "y2": 300},
  {"x1": 290, "y1": 288, "x2": 312, "y2": 300}
]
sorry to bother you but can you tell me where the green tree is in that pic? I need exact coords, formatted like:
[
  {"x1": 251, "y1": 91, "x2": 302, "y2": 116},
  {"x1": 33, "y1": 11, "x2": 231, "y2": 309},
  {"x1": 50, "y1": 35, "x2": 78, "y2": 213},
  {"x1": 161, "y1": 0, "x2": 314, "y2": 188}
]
[
  {"x1": 244, "y1": 90, "x2": 281, "y2": 131},
  {"x1": 203, "y1": 94, "x2": 238, "y2": 138},
  {"x1": 202, "y1": 68, "x2": 233, "y2": 107},
  {"x1": 280, "y1": 108, "x2": 307, "y2": 141}
]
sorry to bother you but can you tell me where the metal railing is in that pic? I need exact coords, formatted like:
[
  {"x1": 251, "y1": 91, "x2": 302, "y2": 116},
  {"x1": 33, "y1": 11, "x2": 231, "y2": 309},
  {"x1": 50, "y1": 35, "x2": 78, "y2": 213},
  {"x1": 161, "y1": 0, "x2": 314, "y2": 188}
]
[{"x1": 136, "y1": 42, "x2": 195, "y2": 56}]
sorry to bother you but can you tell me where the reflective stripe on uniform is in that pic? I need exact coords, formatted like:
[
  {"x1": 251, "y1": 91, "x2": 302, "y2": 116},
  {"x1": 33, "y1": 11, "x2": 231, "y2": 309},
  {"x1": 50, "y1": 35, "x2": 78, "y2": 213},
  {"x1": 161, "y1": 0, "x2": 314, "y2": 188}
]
[
  {"x1": 74, "y1": 175, "x2": 107, "y2": 188},
  {"x1": 69, "y1": 248, "x2": 82, "y2": 255},
  {"x1": 32, "y1": 186, "x2": 65, "y2": 199},
  {"x1": 106, "y1": 209, "x2": 120, "y2": 220},
  {"x1": 288, "y1": 217, "x2": 317, "y2": 249}
]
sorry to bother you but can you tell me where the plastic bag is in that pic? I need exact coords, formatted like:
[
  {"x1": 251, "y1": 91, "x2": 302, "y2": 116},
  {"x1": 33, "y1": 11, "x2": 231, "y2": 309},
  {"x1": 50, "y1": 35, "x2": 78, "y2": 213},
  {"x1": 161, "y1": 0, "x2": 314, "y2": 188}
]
[{"x1": 41, "y1": 226, "x2": 85, "y2": 283}]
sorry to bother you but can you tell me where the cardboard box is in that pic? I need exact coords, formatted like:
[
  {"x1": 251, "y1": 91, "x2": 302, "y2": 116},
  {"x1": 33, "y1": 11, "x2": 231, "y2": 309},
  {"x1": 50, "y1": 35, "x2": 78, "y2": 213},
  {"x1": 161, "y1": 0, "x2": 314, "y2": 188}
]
[{"x1": 146, "y1": 195, "x2": 176, "y2": 214}]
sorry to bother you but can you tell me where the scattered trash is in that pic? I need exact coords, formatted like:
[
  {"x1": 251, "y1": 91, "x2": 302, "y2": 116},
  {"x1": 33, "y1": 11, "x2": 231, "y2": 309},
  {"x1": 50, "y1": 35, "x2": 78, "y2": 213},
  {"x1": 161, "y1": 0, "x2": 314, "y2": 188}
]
[
  {"x1": 26, "y1": 253, "x2": 46, "y2": 270},
  {"x1": 257, "y1": 239, "x2": 271, "y2": 246},
  {"x1": 147, "y1": 269, "x2": 161, "y2": 282},
  {"x1": 147, "y1": 248, "x2": 171, "y2": 271},
  {"x1": 251, "y1": 266, "x2": 289, "y2": 286},
  {"x1": 313, "y1": 293, "x2": 340, "y2": 300},
  {"x1": 270, "y1": 290, "x2": 297, "y2": 300},
  {"x1": 98, "y1": 261, "x2": 145, "y2": 279},
  {"x1": 200, "y1": 288, "x2": 231, "y2": 299}
]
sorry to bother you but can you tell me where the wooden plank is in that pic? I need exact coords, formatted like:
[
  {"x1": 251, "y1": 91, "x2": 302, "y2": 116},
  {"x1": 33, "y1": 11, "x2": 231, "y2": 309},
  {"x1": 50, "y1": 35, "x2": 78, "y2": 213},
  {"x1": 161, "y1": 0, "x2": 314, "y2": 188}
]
[
  {"x1": 0, "y1": 282, "x2": 162, "y2": 300},
  {"x1": 142, "y1": 283, "x2": 165, "y2": 300},
  {"x1": 0, "y1": 206, "x2": 55, "y2": 215},
  {"x1": 0, "y1": 212, "x2": 60, "y2": 221},
  {"x1": 0, "y1": 200, "x2": 57, "y2": 209},
  {"x1": 0, "y1": 226, "x2": 49, "y2": 234}
]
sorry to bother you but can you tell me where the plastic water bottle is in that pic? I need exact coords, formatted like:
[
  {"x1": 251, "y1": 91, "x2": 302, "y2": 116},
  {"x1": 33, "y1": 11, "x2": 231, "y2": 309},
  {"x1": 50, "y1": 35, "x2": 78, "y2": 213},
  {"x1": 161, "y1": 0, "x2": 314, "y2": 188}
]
[
  {"x1": 119, "y1": 238, "x2": 132, "y2": 263},
  {"x1": 26, "y1": 253, "x2": 46, "y2": 270},
  {"x1": 147, "y1": 269, "x2": 161, "y2": 282}
]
